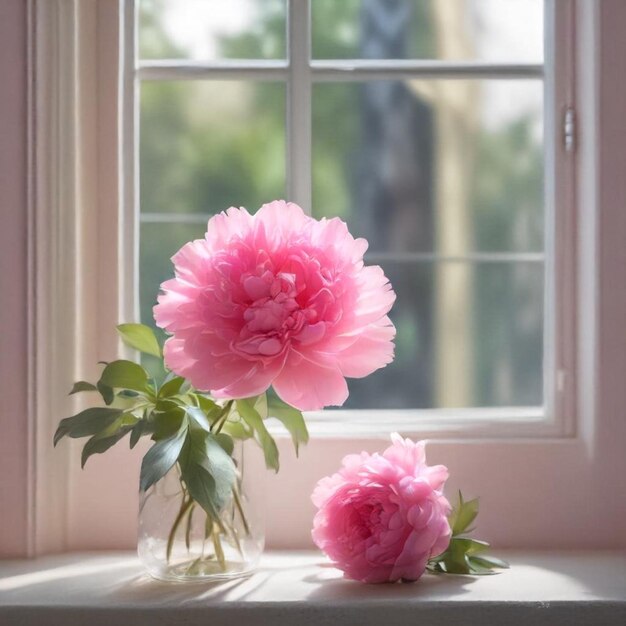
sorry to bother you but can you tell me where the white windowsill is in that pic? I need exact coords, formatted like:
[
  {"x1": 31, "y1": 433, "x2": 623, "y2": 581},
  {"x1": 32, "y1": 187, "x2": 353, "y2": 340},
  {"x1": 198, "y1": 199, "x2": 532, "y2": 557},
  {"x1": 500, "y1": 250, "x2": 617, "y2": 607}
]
[
  {"x1": 1, "y1": 551, "x2": 625, "y2": 626},
  {"x1": 287, "y1": 406, "x2": 551, "y2": 439}
]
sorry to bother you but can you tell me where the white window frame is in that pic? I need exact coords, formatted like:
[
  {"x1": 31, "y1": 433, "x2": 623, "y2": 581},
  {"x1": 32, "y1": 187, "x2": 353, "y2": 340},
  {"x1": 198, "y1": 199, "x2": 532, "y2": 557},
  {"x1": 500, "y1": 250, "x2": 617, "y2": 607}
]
[
  {"x1": 122, "y1": 0, "x2": 577, "y2": 439},
  {"x1": 25, "y1": 0, "x2": 626, "y2": 555}
]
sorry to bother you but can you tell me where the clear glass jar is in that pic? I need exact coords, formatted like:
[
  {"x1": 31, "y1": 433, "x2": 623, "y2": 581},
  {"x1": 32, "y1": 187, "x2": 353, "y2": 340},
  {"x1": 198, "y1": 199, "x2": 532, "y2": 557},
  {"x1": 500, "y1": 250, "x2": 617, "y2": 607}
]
[{"x1": 137, "y1": 444, "x2": 264, "y2": 582}]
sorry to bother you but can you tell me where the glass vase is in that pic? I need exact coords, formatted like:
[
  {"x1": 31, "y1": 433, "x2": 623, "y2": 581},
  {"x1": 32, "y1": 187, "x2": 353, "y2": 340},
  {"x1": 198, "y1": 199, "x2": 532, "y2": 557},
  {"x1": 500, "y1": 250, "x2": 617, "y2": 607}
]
[{"x1": 137, "y1": 444, "x2": 264, "y2": 582}]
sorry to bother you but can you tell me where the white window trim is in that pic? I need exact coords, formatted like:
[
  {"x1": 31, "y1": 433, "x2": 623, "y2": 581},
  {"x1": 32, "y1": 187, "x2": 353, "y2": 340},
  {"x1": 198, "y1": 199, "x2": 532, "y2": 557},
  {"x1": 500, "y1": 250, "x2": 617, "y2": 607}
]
[
  {"x1": 26, "y1": 0, "x2": 626, "y2": 554},
  {"x1": 121, "y1": 0, "x2": 577, "y2": 439}
]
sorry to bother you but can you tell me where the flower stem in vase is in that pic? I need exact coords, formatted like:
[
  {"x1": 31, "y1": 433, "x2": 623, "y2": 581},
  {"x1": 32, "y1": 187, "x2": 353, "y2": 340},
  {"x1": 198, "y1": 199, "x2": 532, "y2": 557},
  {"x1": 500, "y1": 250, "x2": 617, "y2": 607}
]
[
  {"x1": 184, "y1": 502, "x2": 195, "y2": 551},
  {"x1": 166, "y1": 490, "x2": 193, "y2": 563},
  {"x1": 208, "y1": 516, "x2": 226, "y2": 571},
  {"x1": 232, "y1": 486, "x2": 250, "y2": 536}
]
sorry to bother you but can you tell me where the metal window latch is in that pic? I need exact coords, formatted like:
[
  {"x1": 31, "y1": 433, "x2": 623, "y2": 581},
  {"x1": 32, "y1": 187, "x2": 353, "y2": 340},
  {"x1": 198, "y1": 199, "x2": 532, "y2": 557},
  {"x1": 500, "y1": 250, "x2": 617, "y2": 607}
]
[{"x1": 563, "y1": 107, "x2": 576, "y2": 152}]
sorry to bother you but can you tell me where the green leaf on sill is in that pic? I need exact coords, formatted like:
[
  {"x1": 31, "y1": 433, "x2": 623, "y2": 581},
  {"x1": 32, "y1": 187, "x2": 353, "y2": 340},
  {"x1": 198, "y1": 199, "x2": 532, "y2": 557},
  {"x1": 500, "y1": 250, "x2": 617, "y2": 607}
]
[
  {"x1": 117, "y1": 323, "x2": 162, "y2": 358},
  {"x1": 449, "y1": 490, "x2": 480, "y2": 537},
  {"x1": 428, "y1": 536, "x2": 508, "y2": 576},
  {"x1": 427, "y1": 491, "x2": 509, "y2": 576},
  {"x1": 470, "y1": 554, "x2": 510, "y2": 570},
  {"x1": 450, "y1": 537, "x2": 490, "y2": 555}
]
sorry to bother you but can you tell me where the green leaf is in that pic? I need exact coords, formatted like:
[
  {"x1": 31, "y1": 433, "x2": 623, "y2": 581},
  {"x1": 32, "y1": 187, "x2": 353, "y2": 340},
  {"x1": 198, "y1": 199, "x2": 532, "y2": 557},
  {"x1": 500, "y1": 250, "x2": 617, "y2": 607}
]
[
  {"x1": 130, "y1": 409, "x2": 152, "y2": 448},
  {"x1": 427, "y1": 536, "x2": 506, "y2": 577},
  {"x1": 236, "y1": 398, "x2": 279, "y2": 472},
  {"x1": 426, "y1": 492, "x2": 508, "y2": 577},
  {"x1": 214, "y1": 432, "x2": 234, "y2": 456},
  {"x1": 117, "y1": 323, "x2": 161, "y2": 358},
  {"x1": 158, "y1": 375, "x2": 185, "y2": 398},
  {"x1": 179, "y1": 429, "x2": 236, "y2": 517},
  {"x1": 82, "y1": 430, "x2": 130, "y2": 467},
  {"x1": 129, "y1": 419, "x2": 146, "y2": 449},
  {"x1": 69, "y1": 381, "x2": 97, "y2": 395},
  {"x1": 221, "y1": 418, "x2": 253, "y2": 440},
  {"x1": 152, "y1": 402, "x2": 185, "y2": 440},
  {"x1": 81, "y1": 414, "x2": 137, "y2": 467},
  {"x1": 117, "y1": 389, "x2": 140, "y2": 398},
  {"x1": 253, "y1": 393, "x2": 268, "y2": 419},
  {"x1": 437, "y1": 539, "x2": 474, "y2": 574},
  {"x1": 201, "y1": 434, "x2": 236, "y2": 509},
  {"x1": 99, "y1": 360, "x2": 150, "y2": 393},
  {"x1": 97, "y1": 381, "x2": 114, "y2": 405},
  {"x1": 54, "y1": 407, "x2": 123, "y2": 446},
  {"x1": 451, "y1": 538, "x2": 490, "y2": 555},
  {"x1": 469, "y1": 555, "x2": 510, "y2": 570},
  {"x1": 186, "y1": 406, "x2": 212, "y2": 432},
  {"x1": 449, "y1": 491, "x2": 480, "y2": 536},
  {"x1": 466, "y1": 559, "x2": 497, "y2": 575},
  {"x1": 139, "y1": 423, "x2": 188, "y2": 492},
  {"x1": 268, "y1": 398, "x2": 309, "y2": 456},
  {"x1": 193, "y1": 394, "x2": 222, "y2": 418}
]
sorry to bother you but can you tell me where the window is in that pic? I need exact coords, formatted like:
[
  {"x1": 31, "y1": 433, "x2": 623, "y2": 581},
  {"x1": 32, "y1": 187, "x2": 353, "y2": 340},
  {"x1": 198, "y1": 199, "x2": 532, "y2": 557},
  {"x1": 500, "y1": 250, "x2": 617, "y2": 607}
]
[
  {"x1": 17, "y1": 0, "x2": 625, "y2": 556},
  {"x1": 131, "y1": 0, "x2": 572, "y2": 430}
]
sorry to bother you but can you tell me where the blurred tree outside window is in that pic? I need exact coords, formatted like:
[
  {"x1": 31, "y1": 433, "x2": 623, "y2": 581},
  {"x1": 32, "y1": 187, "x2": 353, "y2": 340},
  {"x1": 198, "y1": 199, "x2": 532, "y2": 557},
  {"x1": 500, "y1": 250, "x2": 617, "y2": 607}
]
[{"x1": 138, "y1": 0, "x2": 545, "y2": 411}]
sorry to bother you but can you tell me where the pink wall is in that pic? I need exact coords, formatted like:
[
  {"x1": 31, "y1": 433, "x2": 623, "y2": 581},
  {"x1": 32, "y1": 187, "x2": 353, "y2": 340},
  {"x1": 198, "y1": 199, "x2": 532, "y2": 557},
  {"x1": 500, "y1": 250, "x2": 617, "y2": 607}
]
[
  {"x1": 0, "y1": 0, "x2": 29, "y2": 557},
  {"x1": 595, "y1": 0, "x2": 626, "y2": 540}
]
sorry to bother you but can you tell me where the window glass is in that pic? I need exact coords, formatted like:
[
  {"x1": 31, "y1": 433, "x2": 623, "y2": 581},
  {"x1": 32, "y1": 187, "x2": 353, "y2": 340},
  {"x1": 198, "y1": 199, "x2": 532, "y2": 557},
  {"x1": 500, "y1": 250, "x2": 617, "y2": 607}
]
[
  {"x1": 312, "y1": 0, "x2": 544, "y2": 62},
  {"x1": 139, "y1": 0, "x2": 287, "y2": 60},
  {"x1": 140, "y1": 81, "x2": 286, "y2": 216},
  {"x1": 312, "y1": 80, "x2": 543, "y2": 254}
]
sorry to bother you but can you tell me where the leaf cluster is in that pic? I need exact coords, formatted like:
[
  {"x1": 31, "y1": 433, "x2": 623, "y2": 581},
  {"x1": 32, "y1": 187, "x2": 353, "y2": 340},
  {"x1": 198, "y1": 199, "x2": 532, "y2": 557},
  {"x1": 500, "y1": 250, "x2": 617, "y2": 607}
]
[
  {"x1": 427, "y1": 491, "x2": 510, "y2": 576},
  {"x1": 54, "y1": 324, "x2": 310, "y2": 517}
]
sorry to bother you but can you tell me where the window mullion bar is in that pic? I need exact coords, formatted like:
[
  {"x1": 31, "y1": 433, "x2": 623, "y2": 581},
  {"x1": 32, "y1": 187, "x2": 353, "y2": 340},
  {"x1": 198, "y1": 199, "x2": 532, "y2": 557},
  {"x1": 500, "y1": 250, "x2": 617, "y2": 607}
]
[
  {"x1": 311, "y1": 60, "x2": 543, "y2": 81},
  {"x1": 286, "y1": 0, "x2": 312, "y2": 213},
  {"x1": 136, "y1": 60, "x2": 289, "y2": 81},
  {"x1": 122, "y1": 0, "x2": 139, "y2": 323},
  {"x1": 365, "y1": 252, "x2": 545, "y2": 264}
]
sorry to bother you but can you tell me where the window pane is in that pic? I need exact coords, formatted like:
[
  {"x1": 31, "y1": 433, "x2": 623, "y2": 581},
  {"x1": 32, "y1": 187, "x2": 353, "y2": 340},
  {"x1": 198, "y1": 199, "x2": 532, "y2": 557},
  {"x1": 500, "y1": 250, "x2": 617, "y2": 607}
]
[
  {"x1": 312, "y1": 80, "x2": 543, "y2": 253},
  {"x1": 139, "y1": 0, "x2": 286, "y2": 60},
  {"x1": 334, "y1": 261, "x2": 543, "y2": 409},
  {"x1": 140, "y1": 223, "x2": 206, "y2": 336},
  {"x1": 140, "y1": 81, "x2": 286, "y2": 216},
  {"x1": 312, "y1": 0, "x2": 543, "y2": 62}
]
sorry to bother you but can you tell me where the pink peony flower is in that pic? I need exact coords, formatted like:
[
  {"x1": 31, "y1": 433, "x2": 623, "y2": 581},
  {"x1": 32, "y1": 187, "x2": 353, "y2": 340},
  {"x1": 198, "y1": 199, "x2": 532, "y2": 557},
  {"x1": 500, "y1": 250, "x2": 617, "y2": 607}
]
[
  {"x1": 153, "y1": 201, "x2": 396, "y2": 410},
  {"x1": 311, "y1": 434, "x2": 451, "y2": 583}
]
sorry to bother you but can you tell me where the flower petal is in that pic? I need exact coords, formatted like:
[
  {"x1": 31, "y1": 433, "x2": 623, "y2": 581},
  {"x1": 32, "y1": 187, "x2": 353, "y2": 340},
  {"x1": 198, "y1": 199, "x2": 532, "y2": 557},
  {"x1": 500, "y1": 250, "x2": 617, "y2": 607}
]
[
  {"x1": 272, "y1": 354, "x2": 348, "y2": 410},
  {"x1": 335, "y1": 317, "x2": 396, "y2": 377}
]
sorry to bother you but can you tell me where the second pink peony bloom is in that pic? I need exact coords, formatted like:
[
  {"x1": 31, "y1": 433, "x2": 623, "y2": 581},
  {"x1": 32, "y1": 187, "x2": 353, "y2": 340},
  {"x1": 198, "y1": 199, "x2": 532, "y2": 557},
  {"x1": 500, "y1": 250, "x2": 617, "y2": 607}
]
[
  {"x1": 153, "y1": 200, "x2": 396, "y2": 411},
  {"x1": 311, "y1": 434, "x2": 451, "y2": 583}
]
